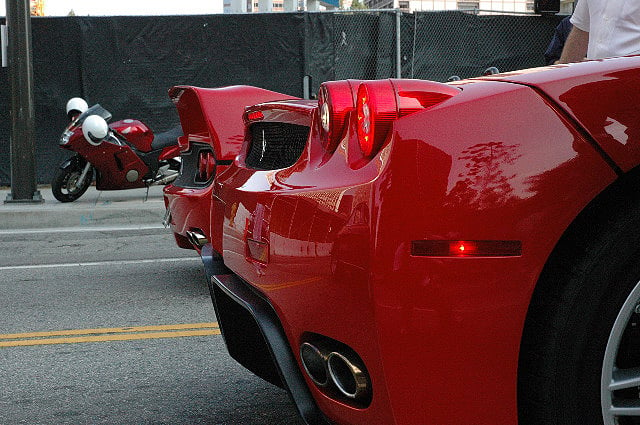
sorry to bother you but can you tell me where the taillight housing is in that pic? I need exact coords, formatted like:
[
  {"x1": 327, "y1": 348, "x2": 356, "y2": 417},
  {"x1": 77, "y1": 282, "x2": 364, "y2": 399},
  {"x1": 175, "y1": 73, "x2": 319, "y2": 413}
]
[
  {"x1": 355, "y1": 82, "x2": 396, "y2": 158},
  {"x1": 355, "y1": 79, "x2": 461, "y2": 158},
  {"x1": 317, "y1": 80, "x2": 361, "y2": 153},
  {"x1": 197, "y1": 150, "x2": 216, "y2": 182}
]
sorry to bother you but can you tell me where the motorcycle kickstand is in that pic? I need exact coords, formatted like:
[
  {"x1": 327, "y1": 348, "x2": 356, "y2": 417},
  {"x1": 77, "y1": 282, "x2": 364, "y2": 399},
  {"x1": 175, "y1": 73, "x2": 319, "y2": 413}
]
[{"x1": 144, "y1": 185, "x2": 150, "y2": 203}]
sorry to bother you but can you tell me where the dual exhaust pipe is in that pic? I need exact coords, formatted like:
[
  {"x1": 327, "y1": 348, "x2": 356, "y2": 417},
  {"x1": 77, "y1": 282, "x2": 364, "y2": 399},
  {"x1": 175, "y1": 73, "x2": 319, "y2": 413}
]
[
  {"x1": 300, "y1": 341, "x2": 371, "y2": 404},
  {"x1": 186, "y1": 229, "x2": 208, "y2": 249}
]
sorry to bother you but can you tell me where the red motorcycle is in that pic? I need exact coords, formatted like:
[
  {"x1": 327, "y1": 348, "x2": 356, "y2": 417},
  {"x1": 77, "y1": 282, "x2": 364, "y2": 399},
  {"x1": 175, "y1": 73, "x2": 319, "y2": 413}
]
[{"x1": 52, "y1": 97, "x2": 182, "y2": 202}]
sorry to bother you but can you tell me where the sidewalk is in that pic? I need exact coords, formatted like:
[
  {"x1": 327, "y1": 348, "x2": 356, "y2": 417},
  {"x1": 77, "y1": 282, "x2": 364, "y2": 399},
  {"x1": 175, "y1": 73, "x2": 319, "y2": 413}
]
[{"x1": 0, "y1": 185, "x2": 167, "y2": 230}]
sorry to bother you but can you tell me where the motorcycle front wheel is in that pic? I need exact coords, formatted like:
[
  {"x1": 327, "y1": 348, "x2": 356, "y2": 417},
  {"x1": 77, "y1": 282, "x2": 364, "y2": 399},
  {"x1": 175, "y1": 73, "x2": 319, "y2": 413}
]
[{"x1": 51, "y1": 158, "x2": 93, "y2": 202}]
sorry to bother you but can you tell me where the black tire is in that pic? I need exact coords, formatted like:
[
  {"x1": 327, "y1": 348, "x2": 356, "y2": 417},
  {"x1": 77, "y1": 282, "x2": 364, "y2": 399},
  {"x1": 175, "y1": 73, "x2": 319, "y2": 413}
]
[
  {"x1": 518, "y1": 193, "x2": 640, "y2": 425},
  {"x1": 51, "y1": 158, "x2": 92, "y2": 202}
]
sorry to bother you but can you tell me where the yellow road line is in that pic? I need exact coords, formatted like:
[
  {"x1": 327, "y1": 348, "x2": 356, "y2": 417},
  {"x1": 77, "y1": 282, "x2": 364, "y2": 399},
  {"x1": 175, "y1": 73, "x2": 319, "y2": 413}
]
[
  {"x1": 0, "y1": 323, "x2": 221, "y2": 347},
  {"x1": 0, "y1": 329, "x2": 221, "y2": 347},
  {"x1": 0, "y1": 322, "x2": 219, "y2": 339}
]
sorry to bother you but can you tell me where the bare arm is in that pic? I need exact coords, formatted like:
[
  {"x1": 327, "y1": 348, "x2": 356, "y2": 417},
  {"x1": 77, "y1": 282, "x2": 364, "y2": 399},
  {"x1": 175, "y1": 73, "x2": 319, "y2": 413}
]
[{"x1": 556, "y1": 26, "x2": 589, "y2": 64}]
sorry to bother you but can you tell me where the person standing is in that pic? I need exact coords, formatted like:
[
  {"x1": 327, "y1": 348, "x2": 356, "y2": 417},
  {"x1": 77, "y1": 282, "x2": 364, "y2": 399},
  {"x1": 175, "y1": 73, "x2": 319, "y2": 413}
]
[
  {"x1": 556, "y1": 0, "x2": 640, "y2": 63},
  {"x1": 545, "y1": 16, "x2": 573, "y2": 65}
]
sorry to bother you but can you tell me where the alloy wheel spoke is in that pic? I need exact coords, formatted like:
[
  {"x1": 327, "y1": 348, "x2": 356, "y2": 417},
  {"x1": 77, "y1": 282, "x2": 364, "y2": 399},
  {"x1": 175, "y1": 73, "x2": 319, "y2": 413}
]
[
  {"x1": 610, "y1": 367, "x2": 640, "y2": 391},
  {"x1": 609, "y1": 399, "x2": 640, "y2": 416}
]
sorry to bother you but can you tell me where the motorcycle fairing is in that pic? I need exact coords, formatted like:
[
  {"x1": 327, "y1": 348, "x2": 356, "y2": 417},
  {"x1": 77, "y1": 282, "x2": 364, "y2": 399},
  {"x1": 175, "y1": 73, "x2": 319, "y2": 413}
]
[{"x1": 94, "y1": 144, "x2": 150, "y2": 191}]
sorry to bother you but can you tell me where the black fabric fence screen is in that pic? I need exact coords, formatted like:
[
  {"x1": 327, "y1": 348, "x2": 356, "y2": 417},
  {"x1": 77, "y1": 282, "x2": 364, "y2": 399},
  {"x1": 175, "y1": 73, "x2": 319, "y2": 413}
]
[{"x1": 0, "y1": 11, "x2": 562, "y2": 185}]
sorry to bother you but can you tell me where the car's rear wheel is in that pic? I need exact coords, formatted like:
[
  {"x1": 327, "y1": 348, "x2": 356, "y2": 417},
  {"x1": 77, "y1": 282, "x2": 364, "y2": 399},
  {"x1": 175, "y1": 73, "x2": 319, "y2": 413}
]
[
  {"x1": 518, "y1": 198, "x2": 640, "y2": 425},
  {"x1": 602, "y1": 280, "x2": 640, "y2": 424}
]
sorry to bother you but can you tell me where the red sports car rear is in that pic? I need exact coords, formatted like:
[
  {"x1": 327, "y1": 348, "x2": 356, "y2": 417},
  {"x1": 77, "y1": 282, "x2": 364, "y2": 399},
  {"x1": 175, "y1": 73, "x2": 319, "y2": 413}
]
[{"x1": 185, "y1": 56, "x2": 640, "y2": 425}]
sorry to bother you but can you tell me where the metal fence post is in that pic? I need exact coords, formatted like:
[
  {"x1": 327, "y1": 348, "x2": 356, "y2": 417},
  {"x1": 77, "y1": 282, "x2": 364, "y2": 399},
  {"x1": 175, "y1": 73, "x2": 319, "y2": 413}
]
[
  {"x1": 1, "y1": 24, "x2": 7, "y2": 68},
  {"x1": 395, "y1": 9, "x2": 402, "y2": 78},
  {"x1": 4, "y1": 0, "x2": 42, "y2": 203}
]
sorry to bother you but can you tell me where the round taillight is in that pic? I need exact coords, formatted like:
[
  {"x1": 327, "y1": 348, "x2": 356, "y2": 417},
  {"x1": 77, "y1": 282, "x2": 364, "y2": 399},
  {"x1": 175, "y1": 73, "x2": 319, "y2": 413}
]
[
  {"x1": 356, "y1": 85, "x2": 374, "y2": 157},
  {"x1": 355, "y1": 82, "x2": 397, "y2": 158},
  {"x1": 197, "y1": 151, "x2": 216, "y2": 182},
  {"x1": 318, "y1": 81, "x2": 359, "y2": 153}
]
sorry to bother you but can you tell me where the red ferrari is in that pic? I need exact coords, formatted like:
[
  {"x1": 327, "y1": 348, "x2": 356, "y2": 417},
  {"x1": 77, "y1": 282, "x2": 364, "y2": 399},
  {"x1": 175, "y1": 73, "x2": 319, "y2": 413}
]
[
  {"x1": 172, "y1": 56, "x2": 640, "y2": 425},
  {"x1": 163, "y1": 85, "x2": 296, "y2": 252}
]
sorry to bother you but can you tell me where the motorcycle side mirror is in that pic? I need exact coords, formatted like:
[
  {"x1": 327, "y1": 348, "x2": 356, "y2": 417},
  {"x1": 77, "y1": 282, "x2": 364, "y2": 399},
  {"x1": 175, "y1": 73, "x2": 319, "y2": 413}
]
[
  {"x1": 82, "y1": 115, "x2": 110, "y2": 146},
  {"x1": 66, "y1": 97, "x2": 88, "y2": 120}
]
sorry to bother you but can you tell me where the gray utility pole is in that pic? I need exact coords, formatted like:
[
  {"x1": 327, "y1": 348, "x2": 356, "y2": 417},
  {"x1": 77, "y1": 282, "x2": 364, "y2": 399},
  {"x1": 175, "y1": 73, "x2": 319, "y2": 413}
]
[{"x1": 4, "y1": 0, "x2": 43, "y2": 203}]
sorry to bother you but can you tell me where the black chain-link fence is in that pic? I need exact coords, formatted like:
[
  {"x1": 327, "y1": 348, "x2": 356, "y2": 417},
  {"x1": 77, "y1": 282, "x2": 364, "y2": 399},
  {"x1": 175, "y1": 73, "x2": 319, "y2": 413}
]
[
  {"x1": 406, "y1": 11, "x2": 562, "y2": 80},
  {"x1": 1, "y1": 11, "x2": 565, "y2": 184},
  {"x1": 306, "y1": 10, "x2": 563, "y2": 89}
]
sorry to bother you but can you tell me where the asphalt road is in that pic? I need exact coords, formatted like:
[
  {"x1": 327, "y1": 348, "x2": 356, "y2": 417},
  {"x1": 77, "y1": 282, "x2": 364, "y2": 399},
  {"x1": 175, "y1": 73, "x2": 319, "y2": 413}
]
[{"x1": 0, "y1": 226, "x2": 303, "y2": 424}]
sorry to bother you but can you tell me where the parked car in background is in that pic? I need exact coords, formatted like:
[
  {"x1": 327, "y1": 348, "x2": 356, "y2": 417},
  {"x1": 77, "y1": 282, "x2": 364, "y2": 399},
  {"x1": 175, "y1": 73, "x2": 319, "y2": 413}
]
[
  {"x1": 163, "y1": 86, "x2": 296, "y2": 251},
  {"x1": 174, "y1": 55, "x2": 640, "y2": 424}
]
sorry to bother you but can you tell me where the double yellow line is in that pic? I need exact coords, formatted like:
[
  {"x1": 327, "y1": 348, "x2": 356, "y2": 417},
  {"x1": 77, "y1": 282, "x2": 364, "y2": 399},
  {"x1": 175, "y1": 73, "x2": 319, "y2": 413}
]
[{"x1": 0, "y1": 322, "x2": 220, "y2": 348}]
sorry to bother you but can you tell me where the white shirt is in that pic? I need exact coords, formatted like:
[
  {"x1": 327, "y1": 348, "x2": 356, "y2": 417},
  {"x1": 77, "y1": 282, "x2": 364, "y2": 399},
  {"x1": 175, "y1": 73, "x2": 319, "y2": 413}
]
[{"x1": 571, "y1": 0, "x2": 640, "y2": 59}]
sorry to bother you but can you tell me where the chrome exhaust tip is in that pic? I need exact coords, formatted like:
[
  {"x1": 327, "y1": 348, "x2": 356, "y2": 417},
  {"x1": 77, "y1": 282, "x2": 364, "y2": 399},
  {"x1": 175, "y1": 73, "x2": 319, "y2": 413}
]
[
  {"x1": 300, "y1": 342, "x2": 330, "y2": 387},
  {"x1": 186, "y1": 230, "x2": 209, "y2": 249},
  {"x1": 327, "y1": 351, "x2": 370, "y2": 401}
]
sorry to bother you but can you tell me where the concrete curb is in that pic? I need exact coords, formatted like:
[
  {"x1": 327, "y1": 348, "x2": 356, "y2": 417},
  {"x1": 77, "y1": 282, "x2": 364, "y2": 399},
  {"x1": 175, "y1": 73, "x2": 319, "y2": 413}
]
[{"x1": 0, "y1": 186, "x2": 167, "y2": 230}]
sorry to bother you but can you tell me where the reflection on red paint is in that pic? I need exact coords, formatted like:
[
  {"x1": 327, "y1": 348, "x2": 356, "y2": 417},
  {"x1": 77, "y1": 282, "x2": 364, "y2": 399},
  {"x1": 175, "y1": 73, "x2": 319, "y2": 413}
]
[{"x1": 247, "y1": 238, "x2": 269, "y2": 264}]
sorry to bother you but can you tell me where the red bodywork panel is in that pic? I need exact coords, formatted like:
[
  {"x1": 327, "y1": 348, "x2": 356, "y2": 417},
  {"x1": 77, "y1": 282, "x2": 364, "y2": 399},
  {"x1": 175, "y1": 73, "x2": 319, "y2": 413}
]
[
  {"x1": 164, "y1": 86, "x2": 300, "y2": 251},
  {"x1": 207, "y1": 59, "x2": 640, "y2": 424},
  {"x1": 111, "y1": 119, "x2": 154, "y2": 152},
  {"x1": 480, "y1": 55, "x2": 640, "y2": 172}
]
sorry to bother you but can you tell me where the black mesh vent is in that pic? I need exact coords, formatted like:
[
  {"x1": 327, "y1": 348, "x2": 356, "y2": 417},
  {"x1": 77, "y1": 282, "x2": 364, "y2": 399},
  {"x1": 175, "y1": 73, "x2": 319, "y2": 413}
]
[{"x1": 246, "y1": 122, "x2": 310, "y2": 170}]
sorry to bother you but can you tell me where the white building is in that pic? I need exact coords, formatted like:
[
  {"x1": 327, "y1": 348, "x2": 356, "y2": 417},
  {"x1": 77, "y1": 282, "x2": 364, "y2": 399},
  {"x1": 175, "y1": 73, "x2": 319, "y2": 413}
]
[
  {"x1": 366, "y1": 0, "x2": 576, "y2": 14},
  {"x1": 224, "y1": 0, "x2": 338, "y2": 13}
]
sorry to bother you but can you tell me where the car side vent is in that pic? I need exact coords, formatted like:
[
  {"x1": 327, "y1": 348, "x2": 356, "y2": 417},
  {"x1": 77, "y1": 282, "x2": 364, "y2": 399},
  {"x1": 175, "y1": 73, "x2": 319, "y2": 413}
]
[
  {"x1": 246, "y1": 122, "x2": 310, "y2": 170},
  {"x1": 172, "y1": 142, "x2": 213, "y2": 189}
]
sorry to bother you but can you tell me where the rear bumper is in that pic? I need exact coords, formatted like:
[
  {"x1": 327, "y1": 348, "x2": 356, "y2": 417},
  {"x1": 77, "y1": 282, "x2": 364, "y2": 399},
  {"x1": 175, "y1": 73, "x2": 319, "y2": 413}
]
[
  {"x1": 163, "y1": 184, "x2": 212, "y2": 251},
  {"x1": 201, "y1": 245, "x2": 330, "y2": 425},
  {"x1": 204, "y1": 78, "x2": 622, "y2": 424},
  {"x1": 163, "y1": 140, "x2": 223, "y2": 251}
]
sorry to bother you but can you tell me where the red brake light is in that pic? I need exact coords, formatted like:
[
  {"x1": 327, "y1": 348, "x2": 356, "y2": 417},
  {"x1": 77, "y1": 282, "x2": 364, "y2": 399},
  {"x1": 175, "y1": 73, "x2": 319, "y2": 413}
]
[
  {"x1": 355, "y1": 79, "x2": 460, "y2": 159},
  {"x1": 411, "y1": 240, "x2": 522, "y2": 257},
  {"x1": 318, "y1": 80, "x2": 360, "y2": 153},
  {"x1": 247, "y1": 110, "x2": 264, "y2": 121},
  {"x1": 355, "y1": 81, "x2": 396, "y2": 158},
  {"x1": 197, "y1": 151, "x2": 216, "y2": 182},
  {"x1": 356, "y1": 85, "x2": 374, "y2": 157}
]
